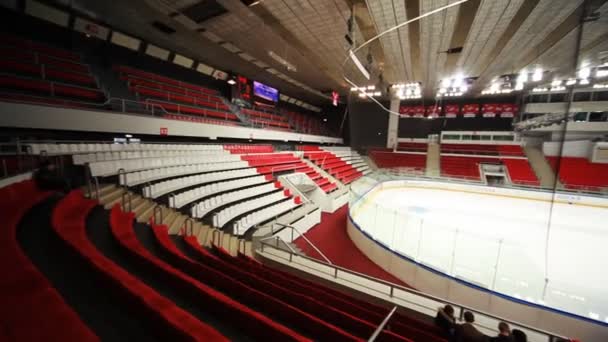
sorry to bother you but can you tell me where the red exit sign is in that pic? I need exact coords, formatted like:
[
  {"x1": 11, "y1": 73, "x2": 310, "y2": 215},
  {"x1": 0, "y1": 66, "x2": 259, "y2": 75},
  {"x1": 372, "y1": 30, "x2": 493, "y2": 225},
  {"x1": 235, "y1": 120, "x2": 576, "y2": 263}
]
[{"x1": 160, "y1": 127, "x2": 168, "y2": 136}]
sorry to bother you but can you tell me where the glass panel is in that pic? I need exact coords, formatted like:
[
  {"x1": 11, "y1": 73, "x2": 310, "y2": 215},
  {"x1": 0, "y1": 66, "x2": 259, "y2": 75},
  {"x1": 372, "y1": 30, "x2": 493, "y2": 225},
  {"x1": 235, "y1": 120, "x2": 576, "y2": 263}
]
[
  {"x1": 589, "y1": 111, "x2": 608, "y2": 122},
  {"x1": 573, "y1": 92, "x2": 591, "y2": 101}
]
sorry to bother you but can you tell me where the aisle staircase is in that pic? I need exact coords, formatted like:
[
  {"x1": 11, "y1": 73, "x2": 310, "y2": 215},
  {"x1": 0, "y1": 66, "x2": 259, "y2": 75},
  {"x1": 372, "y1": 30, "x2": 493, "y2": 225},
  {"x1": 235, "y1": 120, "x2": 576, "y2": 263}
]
[
  {"x1": 523, "y1": 146, "x2": 562, "y2": 188},
  {"x1": 87, "y1": 184, "x2": 254, "y2": 257}
]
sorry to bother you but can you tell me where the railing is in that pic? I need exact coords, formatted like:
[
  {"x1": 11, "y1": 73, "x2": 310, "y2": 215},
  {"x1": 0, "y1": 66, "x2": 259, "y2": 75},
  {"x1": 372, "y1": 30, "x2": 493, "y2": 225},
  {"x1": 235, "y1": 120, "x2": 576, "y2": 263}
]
[
  {"x1": 271, "y1": 223, "x2": 331, "y2": 264},
  {"x1": 257, "y1": 241, "x2": 569, "y2": 342},
  {"x1": 372, "y1": 168, "x2": 608, "y2": 196},
  {"x1": 368, "y1": 306, "x2": 397, "y2": 342}
]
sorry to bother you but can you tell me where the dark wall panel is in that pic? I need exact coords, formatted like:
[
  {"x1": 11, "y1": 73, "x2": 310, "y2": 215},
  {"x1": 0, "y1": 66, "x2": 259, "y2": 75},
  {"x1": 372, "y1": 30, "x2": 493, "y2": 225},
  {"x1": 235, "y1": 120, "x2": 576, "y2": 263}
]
[
  {"x1": 398, "y1": 118, "x2": 514, "y2": 138},
  {"x1": 348, "y1": 100, "x2": 389, "y2": 149}
]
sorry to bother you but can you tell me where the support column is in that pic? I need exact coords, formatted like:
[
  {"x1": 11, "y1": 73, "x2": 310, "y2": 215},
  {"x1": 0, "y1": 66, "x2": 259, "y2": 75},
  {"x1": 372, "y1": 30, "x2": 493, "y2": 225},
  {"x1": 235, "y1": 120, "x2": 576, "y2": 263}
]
[{"x1": 386, "y1": 98, "x2": 400, "y2": 150}]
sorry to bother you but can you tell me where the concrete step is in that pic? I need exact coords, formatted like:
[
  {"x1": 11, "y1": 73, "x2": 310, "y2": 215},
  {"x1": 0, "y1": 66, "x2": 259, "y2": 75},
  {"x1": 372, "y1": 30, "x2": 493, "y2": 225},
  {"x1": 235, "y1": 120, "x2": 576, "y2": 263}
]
[
  {"x1": 168, "y1": 214, "x2": 188, "y2": 235},
  {"x1": 83, "y1": 183, "x2": 116, "y2": 199},
  {"x1": 523, "y1": 146, "x2": 562, "y2": 188},
  {"x1": 101, "y1": 188, "x2": 126, "y2": 209},
  {"x1": 197, "y1": 225, "x2": 214, "y2": 247},
  {"x1": 134, "y1": 200, "x2": 155, "y2": 223}
]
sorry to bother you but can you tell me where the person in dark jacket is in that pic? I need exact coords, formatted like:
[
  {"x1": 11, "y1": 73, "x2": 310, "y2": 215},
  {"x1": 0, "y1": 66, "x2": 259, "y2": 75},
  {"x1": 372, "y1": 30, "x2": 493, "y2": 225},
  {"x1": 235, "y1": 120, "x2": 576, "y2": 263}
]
[
  {"x1": 490, "y1": 322, "x2": 513, "y2": 342},
  {"x1": 511, "y1": 329, "x2": 527, "y2": 342},
  {"x1": 435, "y1": 304, "x2": 456, "y2": 336},
  {"x1": 33, "y1": 160, "x2": 70, "y2": 193},
  {"x1": 455, "y1": 311, "x2": 488, "y2": 342}
]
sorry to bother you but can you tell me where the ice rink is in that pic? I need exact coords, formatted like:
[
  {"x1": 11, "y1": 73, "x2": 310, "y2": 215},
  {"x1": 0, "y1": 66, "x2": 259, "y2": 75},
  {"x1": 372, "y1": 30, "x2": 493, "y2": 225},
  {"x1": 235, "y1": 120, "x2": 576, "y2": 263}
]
[{"x1": 351, "y1": 181, "x2": 608, "y2": 323}]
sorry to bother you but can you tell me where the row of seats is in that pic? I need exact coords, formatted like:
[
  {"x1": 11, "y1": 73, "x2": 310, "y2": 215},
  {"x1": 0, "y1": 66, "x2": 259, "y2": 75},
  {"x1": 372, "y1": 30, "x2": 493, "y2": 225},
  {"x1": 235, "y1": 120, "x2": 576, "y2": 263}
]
[
  {"x1": 397, "y1": 142, "x2": 428, "y2": 152},
  {"x1": 128, "y1": 81, "x2": 226, "y2": 109},
  {"x1": 73, "y1": 150, "x2": 220, "y2": 165},
  {"x1": 162, "y1": 113, "x2": 240, "y2": 126},
  {"x1": 0, "y1": 74, "x2": 105, "y2": 102},
  {"x1": 171, "y1": 175, "x2": 268, "y2": 209},
  {"x1": 28, "y1": 142, "x2": 226, "y2": 155},
  {"x1": 213, "y1": 191, "x2": 287, "y2": 228},
  {"x1": 233, "y1": 198, "x2": 300, "y2": 236},
  {"x1": 225, "y1": 144, "x2": 275, "y2": 154},
  {"x1": 547, "y1": 156, "x2": 608, "y2": 190},
  {"x1": 4, "y1": 178, "x2": 445, "y2": 340},
  {"x1": 120, "y1": 162, "x2": 245, "y2": 187},
  {"x1": 441, "y1": 144, "x2": 525, "y2": 156},
  {"x1": 191, "y1": 182, "x2": 276, "y2": 219},
  {"x1": 148, "y1": 99, "x2": 238, "y2": 121},
  {"x1": 0, "y1": 34, "x2": 104, "y2": 103},
  {"x1": 440, "y1": 156, "x2": 501, "y2": 180},
  {"x1": 502, "y1": 159, "x2": 540, "y2": 186},
  {"x1": 0, "y1": 33, "x2": 81, "y2": 61},
  {"x1": 0, "y1": 58, "x2": 96, "y2": 87},
  {"x1": 143, "y1": 168, "x2": 258, "y2": 199},
  {"x1": 90, "y1": 155, "x2": 244, "y2": 177},
  {"x1": 114, "y1": 65, "x2": 219, "y2": 96},
  {"x1": 304, "y1": 150, "x2": 365, "y2": 185},
  {"x1": 117, "y1": 64, "x2": 239, "y2": 123},
  {"x1": 370, "y1": 150, "x2": 427, "y2": 171},
  {"x1": 241, "y1": 108, "x2": 288, "y2": 123},
  {"x1": 0, "y1": 181, "x2": 98, "y2": 341}
]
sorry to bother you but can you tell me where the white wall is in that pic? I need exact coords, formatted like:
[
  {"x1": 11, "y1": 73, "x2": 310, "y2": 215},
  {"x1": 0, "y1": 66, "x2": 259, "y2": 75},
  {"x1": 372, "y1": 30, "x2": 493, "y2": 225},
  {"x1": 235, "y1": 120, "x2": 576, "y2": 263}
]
[{"x1": 542, "y1": 140, "x2": 592, "y2": 158}]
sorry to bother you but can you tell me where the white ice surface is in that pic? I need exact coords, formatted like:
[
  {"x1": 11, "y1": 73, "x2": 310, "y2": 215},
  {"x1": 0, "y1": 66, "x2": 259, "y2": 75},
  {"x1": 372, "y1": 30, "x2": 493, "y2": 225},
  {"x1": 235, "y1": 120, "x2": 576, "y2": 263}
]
[{"x1": 352, "y1": 185, "x2": 608, "y2": 323}]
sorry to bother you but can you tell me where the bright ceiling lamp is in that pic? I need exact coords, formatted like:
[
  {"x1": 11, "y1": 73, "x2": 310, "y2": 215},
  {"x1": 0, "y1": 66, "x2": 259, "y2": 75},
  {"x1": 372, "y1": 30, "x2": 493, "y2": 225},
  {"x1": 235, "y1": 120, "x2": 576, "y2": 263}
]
[
  {"x1": 517, "y1": 70, "x2": 528, "y2": 84},
  {"x1": 578, "y1": 66, "x2": 591, "y2": 79},
  {"x1": 349, "y1": 50, "x2": 370, "y2": 80},
  {"x1": 452, "y1": 74, "x2": 464, "y2": 88},
  {"x1": 532, "y1": 68, "x2": 543, "y2": 82}
]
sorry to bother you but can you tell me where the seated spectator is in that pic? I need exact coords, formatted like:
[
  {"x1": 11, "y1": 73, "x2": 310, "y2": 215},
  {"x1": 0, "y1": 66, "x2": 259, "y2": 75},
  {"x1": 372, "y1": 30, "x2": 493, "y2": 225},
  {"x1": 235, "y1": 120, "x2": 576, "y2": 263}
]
[
  {"x1": 435, "y1": 304, "x2": 456, "y2": 335},
  {"x1": 511, "y1": 329, "x2": 527, "y2": 342},
  {"x1": 33, "y1": 160, "x2": 70, "y2": 193},
  {"x1": 490, "y1": 322, "x2": 513, "y2": 341},
  {"x1": 455, "y1": 311, "x2": 488, "y2": 342}
]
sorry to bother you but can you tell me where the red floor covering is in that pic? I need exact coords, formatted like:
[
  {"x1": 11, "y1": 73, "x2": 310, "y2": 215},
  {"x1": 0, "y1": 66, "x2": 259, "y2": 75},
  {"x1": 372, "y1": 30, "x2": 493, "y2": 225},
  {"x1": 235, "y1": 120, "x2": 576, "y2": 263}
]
[{"x1": 294, "y1": 205, "x2": 411, "y2": 287}]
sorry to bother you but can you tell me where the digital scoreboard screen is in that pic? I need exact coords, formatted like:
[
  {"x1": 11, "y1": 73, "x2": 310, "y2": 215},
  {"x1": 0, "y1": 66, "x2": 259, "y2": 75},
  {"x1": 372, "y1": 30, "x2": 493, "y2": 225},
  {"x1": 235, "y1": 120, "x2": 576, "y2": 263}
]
[{"x1": 253, "y1": 81, "x2": 279, "y2": 102}]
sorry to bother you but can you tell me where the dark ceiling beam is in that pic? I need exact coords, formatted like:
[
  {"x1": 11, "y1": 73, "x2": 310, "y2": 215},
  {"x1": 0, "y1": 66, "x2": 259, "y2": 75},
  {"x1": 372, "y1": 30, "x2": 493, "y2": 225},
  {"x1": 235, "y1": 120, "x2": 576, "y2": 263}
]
[
  {"x1": 405, "y1": 0, "x2": 421, "y2": 81},
  {"x1": 442, "y1": 0, "x2": 481, "y2": 76}
]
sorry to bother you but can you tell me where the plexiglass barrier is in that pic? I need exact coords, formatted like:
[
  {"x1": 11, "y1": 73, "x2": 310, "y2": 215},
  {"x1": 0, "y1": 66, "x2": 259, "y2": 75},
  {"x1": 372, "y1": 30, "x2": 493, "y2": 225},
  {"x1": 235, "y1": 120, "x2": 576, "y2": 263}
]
[{"x1": 349, "y1": 179, "x2": 608, "y2": 327}]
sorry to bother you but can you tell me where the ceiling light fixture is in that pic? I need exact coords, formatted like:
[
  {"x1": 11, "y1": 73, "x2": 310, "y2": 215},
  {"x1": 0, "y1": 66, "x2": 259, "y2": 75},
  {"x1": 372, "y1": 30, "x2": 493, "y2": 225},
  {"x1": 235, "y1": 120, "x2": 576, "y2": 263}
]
[
  {"x1": 532, "y1": 68, "x2": 543, "y2": 82},
  {"x1": 349, "y1": 50, "x2": 370, "y2": 80}
]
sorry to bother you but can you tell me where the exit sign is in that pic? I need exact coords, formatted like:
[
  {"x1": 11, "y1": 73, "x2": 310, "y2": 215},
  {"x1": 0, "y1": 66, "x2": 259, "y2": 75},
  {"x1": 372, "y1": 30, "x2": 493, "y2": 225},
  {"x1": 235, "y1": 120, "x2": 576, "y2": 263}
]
[{"x1": 160, "y1": 127, "x2": 168, "y2": 136}]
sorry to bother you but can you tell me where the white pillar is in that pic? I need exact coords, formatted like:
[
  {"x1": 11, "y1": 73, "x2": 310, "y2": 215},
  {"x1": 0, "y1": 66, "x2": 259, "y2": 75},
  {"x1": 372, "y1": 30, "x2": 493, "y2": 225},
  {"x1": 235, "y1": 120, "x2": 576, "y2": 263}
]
[{"x1": 386, "y1": 98, "x2": 400, "y2": 150}]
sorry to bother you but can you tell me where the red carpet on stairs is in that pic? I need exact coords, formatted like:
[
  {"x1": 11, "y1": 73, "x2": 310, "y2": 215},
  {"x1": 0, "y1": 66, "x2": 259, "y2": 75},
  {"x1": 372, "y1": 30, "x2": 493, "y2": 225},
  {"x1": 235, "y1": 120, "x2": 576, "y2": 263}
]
[{"x1": 294, "y1": 205, "x2": 411, "y2": 287}]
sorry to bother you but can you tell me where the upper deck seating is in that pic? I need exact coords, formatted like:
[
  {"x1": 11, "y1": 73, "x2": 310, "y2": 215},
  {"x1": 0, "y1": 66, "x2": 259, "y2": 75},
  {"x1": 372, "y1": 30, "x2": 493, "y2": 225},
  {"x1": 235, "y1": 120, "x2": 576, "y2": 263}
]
[
  {"x1": 115, "y1": 65, "x2": 239, "y2": 123},
  {"x1": 0, "y1": 34, "x2": 104, "y2": 103}
]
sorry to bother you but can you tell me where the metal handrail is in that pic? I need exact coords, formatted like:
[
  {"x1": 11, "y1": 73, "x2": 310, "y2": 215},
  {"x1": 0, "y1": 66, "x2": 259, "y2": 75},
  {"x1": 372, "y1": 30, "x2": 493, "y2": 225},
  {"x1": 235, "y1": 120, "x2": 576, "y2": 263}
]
[
  {"x1": 121, "y1": 191, "x2": 132, "y2": 212},
  {"x1": 368, "y1": 306, "x2": 397, "y2": 342},
  {"x1": 183, "y1": 218, "x2": 193, "y2": 236},
  {"x1": 153, "y1": 205, "x2": 163, "y2": 224},
  {"x1": 258, "y1": 240, "x2": 569, "y2": 342},
  {"x1": 238, "y1": 239, "x2": 247, "y2": 255},
  {"x1": 212, "y1": 229, "x2": 221, "y2": 246},
  {"x1": 274, "y1": 223, "x2": 331, "y2": 264},
  {"x1": 259, "y1": 235, "x2": 298, "y2": 255}
]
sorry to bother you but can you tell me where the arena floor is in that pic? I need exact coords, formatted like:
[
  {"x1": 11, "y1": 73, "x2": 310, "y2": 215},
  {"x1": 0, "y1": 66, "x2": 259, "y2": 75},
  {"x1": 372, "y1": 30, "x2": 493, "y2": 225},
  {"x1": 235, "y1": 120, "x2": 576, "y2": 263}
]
[{"x1": 351, "y1": 182, "x2": 608, "y2": 324}]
